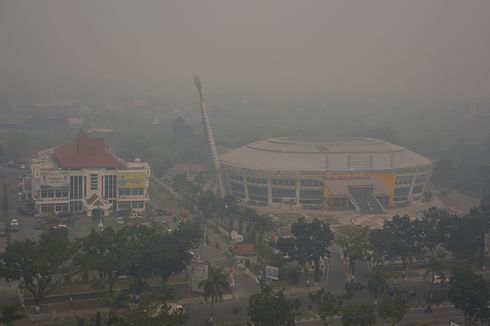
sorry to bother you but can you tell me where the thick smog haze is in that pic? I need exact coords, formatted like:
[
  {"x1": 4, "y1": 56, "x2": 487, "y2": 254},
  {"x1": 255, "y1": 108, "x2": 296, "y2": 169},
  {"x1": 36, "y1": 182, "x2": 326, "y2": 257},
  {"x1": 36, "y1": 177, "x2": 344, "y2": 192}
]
[
  {"x1": 1, "y1": 0, "x2": 490, "y2": 103},
  {"x1": 3, "y1": 2, "x2": 490, "y2": 324}
]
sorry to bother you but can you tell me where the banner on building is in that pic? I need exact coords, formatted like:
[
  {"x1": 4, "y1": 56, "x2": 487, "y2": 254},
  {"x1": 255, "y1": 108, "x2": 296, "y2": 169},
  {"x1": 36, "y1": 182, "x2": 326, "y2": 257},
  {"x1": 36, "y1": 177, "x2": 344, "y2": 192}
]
[
  {"x1": 117, "y1": 172, "x2": 146, "y2": 189},
  {"x1": 39, "y1": 171, "x2": 70, "y2": 187}
]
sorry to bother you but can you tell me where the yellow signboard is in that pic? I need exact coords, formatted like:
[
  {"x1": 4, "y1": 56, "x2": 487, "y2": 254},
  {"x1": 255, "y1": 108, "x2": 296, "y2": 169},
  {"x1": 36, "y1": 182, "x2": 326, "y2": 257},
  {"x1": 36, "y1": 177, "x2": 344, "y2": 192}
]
[
  {"x1": 323, "y1": 172, "x2": 396, "y2": 206},
  {"x1": 117, "y1": 172, "x2": 146, "y2": 189}
]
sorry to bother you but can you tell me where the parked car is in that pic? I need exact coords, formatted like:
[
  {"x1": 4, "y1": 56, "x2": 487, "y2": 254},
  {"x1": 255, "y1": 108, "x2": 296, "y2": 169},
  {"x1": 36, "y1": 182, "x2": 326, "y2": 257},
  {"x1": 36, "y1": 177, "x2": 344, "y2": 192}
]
[
  {"x1": 9, "y1": 218, "x2": 20, "y2": 232},
  {"x1": 53, "y1": 224, "x2": 68, "y2": 230},
  {"x1": 117, "y1": 217, "x2": 125, "y2": 225},
  {"x1": 432, "y1": 273, "x2": 449, "y2": 285}
]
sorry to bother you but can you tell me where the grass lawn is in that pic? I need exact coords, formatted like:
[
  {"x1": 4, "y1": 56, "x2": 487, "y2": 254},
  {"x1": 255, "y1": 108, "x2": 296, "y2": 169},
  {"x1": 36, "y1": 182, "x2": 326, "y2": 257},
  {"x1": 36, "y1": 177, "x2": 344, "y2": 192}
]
[
  {"x1": 295, "y1": 309, "x2": 319, "y2": 321},
  {"x1": 24, "y1": 272, "x2": 190, "y2": 297}
]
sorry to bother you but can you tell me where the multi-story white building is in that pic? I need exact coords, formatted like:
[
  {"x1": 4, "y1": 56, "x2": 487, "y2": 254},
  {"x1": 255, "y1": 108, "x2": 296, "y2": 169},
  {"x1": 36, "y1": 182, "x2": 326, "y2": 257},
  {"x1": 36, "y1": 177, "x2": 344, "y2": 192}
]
[{"x1": 29, "y1": 131, "x2": 150, "y2": 216}]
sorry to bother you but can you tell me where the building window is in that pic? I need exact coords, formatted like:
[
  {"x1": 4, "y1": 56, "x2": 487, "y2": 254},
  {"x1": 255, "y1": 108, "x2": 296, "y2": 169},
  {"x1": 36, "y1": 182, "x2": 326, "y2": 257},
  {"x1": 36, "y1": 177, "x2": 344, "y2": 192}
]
[
  {"x1": 118, "y1": 202, "x2": 131, "y2": 210},
  {"x1": 248, "y1": 185, "x2": 268, "y2": 201},
  {"x1": 41, "y1": 187, "x2": 69, "y2": 198},
  {"x1": 55, "y1": 203, "x2": 69, "y2": 212},
  {"x1": 395, "y1": 176, "x2": 413, "y2": 185},
  {"x1": 70, "y1": 201, "x2": 83, "y2": 212},
  {"x1": 40, "y1": 204, "x2": 54, "y2": 213},
  {"x1": 118, "y1": 201, "x2": 144, "y2": 210},
  {"x1": 230, "y1": 182, "x2": 245, "y2": 198},
  {"x1": 104, "y1": 175, "x2": 116, "y2": 198},
  {"x1": 300, "y1": 179, "x2": 323, "y2": 187},
  {"x1": 90, "y1": 174, "x2": 98, "y2": 190},
  {"x1": 394, "y1": 187, "x2": 410, "y2": 196},
  {"x1": 272, "y1": 179, "x2": 295, "y2": 186},
  {"x1": 118, "y1": 188, "x2": 144, "y2": 196},
  {"x1": 229, "y1": 175, "x2": 243, "y2": 182},
  {"x1": 247, "y1": 177, "x2": 267, "y2": 185},
  {"x1": 272, "y1": 188, "x2": 296, "y2": 199},
  {"x1": 131, "y1": 188, "x2": 144, "y2": 196},
  {"x1": 70, "y1": 176, "x2": 83, "y2": 199},
  {"x1": 415, "y1": 175, "x2": 427, "y2": 184}
]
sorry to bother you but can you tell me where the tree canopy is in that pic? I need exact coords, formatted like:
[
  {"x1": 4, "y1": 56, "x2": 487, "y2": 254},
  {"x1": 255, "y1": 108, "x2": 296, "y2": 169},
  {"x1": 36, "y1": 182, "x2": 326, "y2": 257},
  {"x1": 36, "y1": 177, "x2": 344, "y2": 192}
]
[
  {"x1": 449, "y1": 264, "x2": 490, "y2": 326},
  {"x1": 341, "y1": 304, "x2": 377, "y2": 326},
  {"x1": 0, "y1": 228, "x2": 73, "y2": 304},
  {"x1": 377, "y1": 294, "x2": 409, "y2": 326},
  {"x1": 277, "y1": 217, "x2": 333, "y2": 282},
  {"x1": 248, "y1": 284, "x2": 300, "y2": 326}
]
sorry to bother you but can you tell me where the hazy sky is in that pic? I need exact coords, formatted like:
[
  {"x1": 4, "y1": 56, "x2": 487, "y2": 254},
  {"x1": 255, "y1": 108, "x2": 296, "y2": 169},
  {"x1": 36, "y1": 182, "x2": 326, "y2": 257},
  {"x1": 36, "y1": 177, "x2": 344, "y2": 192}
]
[{"x1": 1, "y1": 0, "x2": 490, "y2": 103}]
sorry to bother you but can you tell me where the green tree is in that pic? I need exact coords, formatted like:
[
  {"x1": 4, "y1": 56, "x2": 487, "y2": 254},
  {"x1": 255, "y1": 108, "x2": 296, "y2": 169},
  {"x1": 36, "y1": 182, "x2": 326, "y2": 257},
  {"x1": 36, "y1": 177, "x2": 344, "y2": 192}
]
[
  {"x1": 76, "y1": 227, "x2": 129, "y2": 294},
  {"x1": 280, "y1": 218, "x2": 333, "y2": 282},
  {"x1": 248, "y1": 283, "x2": 300, "y2": 326},
  {"x1": 335, "y1": 225, "x2": 370, "y2": 282},
  {"x1": 381, "y1": 215, "x2": 423, "y2": 277},
  {"x1": 0, "y1": 304, "x2": 23, "y2": 326},
  {"x1": 367, "y1": 268, "x2": 388, "y2": 304},
  {"x1": 341, "y1": 304, "x2": 377, "y2": 326},
  {"x1": 377, "y1": 294, "x2": 409, "y2": 325},
  {"x1": 199, "y1": 265, "x2": 230, "y2": 321},
  {"x1": 448, "y1": 264, "x2": 490, "y2": 326},
  {"x1": 126, "y1": 226, "x2": 158, "y2": 295},
  {"x1": 0, "y1": 228, "x2": 73, "y2": 304},
  {"x1": 368, "y1": 228, "x2": 393, "y2": 267},
  {"x1": 439, "y1": 213, "x2": 485, "y2": 266},
  {"x1": 419, "y1": 207, "x2": 448, "y2": 253},
  {"x1": 309, "y1": 288, "x2": 342, "y2": 323}
]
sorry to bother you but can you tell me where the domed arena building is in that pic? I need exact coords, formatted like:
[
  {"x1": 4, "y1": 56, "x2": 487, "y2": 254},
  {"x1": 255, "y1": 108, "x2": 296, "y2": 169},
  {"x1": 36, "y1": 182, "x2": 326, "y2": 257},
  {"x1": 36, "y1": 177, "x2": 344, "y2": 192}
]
[{"x1": 219, "y1": 137, "x2": 432, "y2": 214}]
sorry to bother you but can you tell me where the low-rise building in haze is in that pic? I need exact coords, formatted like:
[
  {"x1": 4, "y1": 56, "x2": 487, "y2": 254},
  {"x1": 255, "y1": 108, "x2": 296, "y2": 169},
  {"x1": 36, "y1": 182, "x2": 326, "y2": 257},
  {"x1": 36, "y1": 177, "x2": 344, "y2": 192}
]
[{"x1": 28, "y1": 131, "x2": 150, "y2": 216}]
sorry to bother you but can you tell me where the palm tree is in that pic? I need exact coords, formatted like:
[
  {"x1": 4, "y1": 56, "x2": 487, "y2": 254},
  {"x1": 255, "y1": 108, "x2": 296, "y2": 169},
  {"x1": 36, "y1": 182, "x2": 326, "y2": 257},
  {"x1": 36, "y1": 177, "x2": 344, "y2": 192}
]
[
  {"x1": 0, "y1": 304, "x2": 24, "y2": 326},
  {"x1": 199, "y1": 265, "x2": 230, "y2": 322},
  {"x1": 367, "y1": 268, "x2": 388, "y2": 304}
]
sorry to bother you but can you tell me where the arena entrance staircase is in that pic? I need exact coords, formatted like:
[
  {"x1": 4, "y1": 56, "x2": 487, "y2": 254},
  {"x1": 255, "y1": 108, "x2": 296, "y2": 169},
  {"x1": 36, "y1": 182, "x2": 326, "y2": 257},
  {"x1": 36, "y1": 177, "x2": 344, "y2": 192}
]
[{"x1": 349, "y1": 187, "x2": 385, "y2": 215}]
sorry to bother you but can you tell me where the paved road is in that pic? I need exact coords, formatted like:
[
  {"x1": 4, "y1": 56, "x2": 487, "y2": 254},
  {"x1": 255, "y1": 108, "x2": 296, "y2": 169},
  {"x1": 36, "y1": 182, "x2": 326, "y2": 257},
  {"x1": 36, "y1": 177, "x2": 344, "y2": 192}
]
[
  {"x1": 325, "y1": 245, "x2": 346, "y2": 294},
  {"x1": 0, "y1": 166, "x2": 25, "y2": 304}
]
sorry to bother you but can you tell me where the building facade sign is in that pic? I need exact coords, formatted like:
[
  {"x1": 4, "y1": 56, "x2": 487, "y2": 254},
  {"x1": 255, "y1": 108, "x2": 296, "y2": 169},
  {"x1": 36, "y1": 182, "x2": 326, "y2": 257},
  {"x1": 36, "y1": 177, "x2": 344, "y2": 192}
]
[
  {"x1": 190, "y1": 260, "x2": 209, "y2": 293},
  {"x1": 39, "y1": 171, "x2": 70, "y2": 187},
  {"x1": 265, "y1": 265, "x2": 279, "y2": 281},
  {"x1": 117, "y1": 172, "x2": 146, "y2": 189}
]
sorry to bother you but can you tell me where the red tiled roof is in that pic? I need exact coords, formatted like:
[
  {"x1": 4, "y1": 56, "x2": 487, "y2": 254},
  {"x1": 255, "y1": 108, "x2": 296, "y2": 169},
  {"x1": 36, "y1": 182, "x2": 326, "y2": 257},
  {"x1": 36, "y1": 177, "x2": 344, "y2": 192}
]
[
  {"x1": 232, "y1": 243, "x2": 257, "y2": 256},
  {"x1": 54, "y1": 131, "x2": 121, "y2": 169}
]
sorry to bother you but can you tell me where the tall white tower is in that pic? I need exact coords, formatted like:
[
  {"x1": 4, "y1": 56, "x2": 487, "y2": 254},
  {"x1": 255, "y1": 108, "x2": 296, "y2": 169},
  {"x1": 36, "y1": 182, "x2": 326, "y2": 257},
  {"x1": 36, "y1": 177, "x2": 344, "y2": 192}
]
[{"x1": 194, "y1": 75, "x2": 225, "y2": 197}]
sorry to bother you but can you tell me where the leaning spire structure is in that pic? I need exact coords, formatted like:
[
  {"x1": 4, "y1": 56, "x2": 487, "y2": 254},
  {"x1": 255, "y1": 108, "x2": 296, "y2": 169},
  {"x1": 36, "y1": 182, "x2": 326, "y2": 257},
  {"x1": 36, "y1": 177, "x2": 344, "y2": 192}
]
[{"x1": 194, "y1": 75, "x2": 225, "y2": 197}]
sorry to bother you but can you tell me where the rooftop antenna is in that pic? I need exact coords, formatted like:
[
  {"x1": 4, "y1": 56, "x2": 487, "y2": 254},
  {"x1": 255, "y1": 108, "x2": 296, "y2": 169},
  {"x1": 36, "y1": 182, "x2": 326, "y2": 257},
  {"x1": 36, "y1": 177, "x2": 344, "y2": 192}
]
[{"x1": 194, "y1": 75, "x2": 225, "y2": 197}]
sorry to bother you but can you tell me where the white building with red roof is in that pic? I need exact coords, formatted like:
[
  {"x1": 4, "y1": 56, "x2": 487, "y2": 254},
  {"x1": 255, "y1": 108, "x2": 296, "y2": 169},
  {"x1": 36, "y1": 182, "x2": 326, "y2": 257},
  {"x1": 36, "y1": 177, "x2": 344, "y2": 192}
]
[{"x1": 29, "y1": 131, "x2": 150, "y2": 217}]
